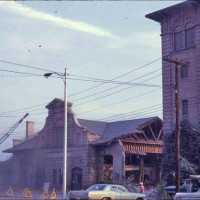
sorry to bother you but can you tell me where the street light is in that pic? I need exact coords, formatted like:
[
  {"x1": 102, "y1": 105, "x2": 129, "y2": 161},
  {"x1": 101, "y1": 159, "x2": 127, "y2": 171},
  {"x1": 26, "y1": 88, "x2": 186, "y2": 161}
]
[{"x1": 44, "y1": 68, "x2": 68, "y2": 199}]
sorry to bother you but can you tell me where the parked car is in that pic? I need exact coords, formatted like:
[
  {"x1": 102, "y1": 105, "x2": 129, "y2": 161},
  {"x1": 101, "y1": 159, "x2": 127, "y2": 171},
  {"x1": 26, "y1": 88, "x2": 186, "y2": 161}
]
[
  {"x1": 68, "y1": 184, "x2": 146, "y2": 200},
  {"x1": 174, "y1": 175, "x2": 200, "y2": 200},
  {"x1": 166, "y1": 175, "x2": 200, "y2": 197},
  {"x1": 174, "y1": 188, "x2": 200, "y2": 200}
]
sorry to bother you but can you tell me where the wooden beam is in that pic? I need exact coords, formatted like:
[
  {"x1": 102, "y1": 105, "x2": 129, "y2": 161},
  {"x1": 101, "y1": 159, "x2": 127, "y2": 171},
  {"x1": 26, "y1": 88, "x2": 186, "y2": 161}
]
[
  {"x1": 149, "y1": 125, "x2": 156, "y2": 141},
  {"x1": 157, "y1": 127, "x2": 163, "y2": 141},
  {"x1": 130, "y1": 135, "x2": 138, "y2": 141},
  {"x1": 141, "y1": 131, "x2": 148, "y2": 141},
  {"x1": 132, "y1": 133, "x2": 140, "y2": 140},
  {"x1": 121, "y1": 139, "x2": 163, "y2": 145}
]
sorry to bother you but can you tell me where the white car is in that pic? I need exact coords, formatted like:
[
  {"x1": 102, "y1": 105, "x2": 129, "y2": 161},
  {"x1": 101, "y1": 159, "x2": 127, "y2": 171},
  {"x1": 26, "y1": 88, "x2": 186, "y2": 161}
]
[
  {"x1": 174, "y1": 189, "x2": 200, "y2": 200},
  {"x1": 68, "y1": 184, "x2": 146, "y2": 200},
  {"x1": 174, "y1": 175, "x2": 200, "y2": 200}
]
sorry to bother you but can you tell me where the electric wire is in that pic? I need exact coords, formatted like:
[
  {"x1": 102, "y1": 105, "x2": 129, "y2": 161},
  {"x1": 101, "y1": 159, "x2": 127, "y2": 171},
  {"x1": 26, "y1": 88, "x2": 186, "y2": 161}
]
[
  {"x1": 71, "y1": 68, "x2": 161, "y2": 102},
  {"x1": 69, "y1": 58, "x2": 161, "y2": 97},
  {"x1": 77, "y1": 88, "x2": 161, "y2": 115},
  {"x1": 0, "y1": 58, "x2": 162, "y2": 121},
  {"x1": 74, "y1": 73, "x2": 161, "y2": 107},
  {"x1": 0, "y1": 59, "x2": 60, "y2": 73}
]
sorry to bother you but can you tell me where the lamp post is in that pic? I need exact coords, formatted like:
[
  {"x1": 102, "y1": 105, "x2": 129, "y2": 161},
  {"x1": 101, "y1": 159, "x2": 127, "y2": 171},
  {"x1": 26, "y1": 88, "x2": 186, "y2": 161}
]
[{"x1": 44, "y1": 68, "x2": 68, "y2": 199}]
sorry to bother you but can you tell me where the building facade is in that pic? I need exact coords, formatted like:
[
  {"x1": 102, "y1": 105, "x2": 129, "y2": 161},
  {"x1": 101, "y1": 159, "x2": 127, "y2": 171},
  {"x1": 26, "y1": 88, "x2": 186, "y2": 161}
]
[
  {"x1": 146, "y1": 0, "x2": 200, "y2": 135},
  {"x1": 0, "y1": 98, "x2": 163, "y2": 190}
]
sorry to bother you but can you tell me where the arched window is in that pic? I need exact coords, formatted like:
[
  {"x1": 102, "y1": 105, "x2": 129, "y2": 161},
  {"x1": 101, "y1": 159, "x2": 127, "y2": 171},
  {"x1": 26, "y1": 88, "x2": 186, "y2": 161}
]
[
  {"x1": 185, "y1": 23, "x2": 195, "y2": 48},
  {"x1": 54, "y1": 118, "x2": 64, "y2": 147},
  {"x1": 173, "y1": 23, "x2": 195, "y2": 52},
  {"x1": 71, "y1": 168, "x2": 82, "y2": 190},
  {"x1": 174, "y1": 26, "x2": 184, "y2": 51}
]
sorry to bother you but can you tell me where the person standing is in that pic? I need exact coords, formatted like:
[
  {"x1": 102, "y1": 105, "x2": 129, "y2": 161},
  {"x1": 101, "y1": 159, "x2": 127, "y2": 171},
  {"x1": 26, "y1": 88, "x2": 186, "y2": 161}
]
[{"x1": 140, "y1": 182, "x2": 145, "y2": 193}]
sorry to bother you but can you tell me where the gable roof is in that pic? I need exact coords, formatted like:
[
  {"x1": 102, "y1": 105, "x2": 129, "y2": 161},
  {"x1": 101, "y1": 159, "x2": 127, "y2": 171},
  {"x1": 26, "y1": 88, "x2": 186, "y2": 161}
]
[
  {"x1": 78, "y1": 119, "x2": 108, "y2": 136},
  {"x1": 79, "y1": 116, "x2": 161, "y2": 145}
]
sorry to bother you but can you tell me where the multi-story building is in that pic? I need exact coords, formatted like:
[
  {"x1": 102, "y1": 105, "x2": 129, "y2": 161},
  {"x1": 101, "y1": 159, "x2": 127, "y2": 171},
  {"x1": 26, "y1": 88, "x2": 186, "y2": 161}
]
[{"x1": 146, "y1": 0, "x2": 200, "y2": 135}]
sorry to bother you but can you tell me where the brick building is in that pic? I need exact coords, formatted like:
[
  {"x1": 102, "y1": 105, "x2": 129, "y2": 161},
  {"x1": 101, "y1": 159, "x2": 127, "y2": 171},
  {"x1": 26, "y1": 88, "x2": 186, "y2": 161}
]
[
  {"x1": 146, "y1": 0, "x2": 200, "y2": 135},
  {"x1": 0, "y1": 98, "x2": 163, "y2": 190}
]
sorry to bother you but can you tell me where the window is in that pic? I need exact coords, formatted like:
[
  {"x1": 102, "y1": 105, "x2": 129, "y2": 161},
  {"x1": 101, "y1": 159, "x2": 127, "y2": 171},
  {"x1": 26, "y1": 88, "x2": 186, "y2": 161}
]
[
  {"x1": 174, "y1": 26, "x2": 195, "y2": 51},
  {"x1": 53, "y1": 169, "x2": 57, "y2": 184},
  {"x1": 55, "y1": 127, "x2": 64, "y2": 147},
  {"x1": 59, "y1": 169, "x2": 62, "y2": 185},
  {"x1": 110, "y1": 186, "x2": 118, "y2": 192},
  {"x1": 175, "y1": 31, "x2": 184, "y2": 51},
  {"x1": 53, "y1": 169, "x2": 62, "y2": 185},
  {"x1": 182, "y1": 100, "x2": 188, "y2": 115},
  {"x1": 185, "y1": 28, "x2": 195, "y2": 48},
  {"x1": 181, "y1": 65, "x2": 188, "y2": 78},
  {"x1": 77, "y1": 133, "x2": 81, "y2": 145},
  {"x1": 118, "y1": 187, "x2": 126, "y2": 193}
]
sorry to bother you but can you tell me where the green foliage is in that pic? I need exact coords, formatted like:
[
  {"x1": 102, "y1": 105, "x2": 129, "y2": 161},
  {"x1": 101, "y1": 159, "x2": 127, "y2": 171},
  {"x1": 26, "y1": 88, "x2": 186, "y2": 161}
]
[{"x1": 162, "y1": 122, "x2": 200, "y2": 185}]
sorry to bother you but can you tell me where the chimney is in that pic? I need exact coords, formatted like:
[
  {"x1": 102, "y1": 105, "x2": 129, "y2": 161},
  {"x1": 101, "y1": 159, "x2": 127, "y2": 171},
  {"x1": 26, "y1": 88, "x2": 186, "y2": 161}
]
[
  {"x1": 26, "y1": 121, "x2": 35, "y2": 140},
  {"x1": 13, "y1": 139, "x2": 21, "y2": 146}
]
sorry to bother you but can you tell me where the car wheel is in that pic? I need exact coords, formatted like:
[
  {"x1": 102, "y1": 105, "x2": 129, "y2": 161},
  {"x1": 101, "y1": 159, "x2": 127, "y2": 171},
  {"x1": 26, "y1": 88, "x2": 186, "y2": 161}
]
[
  {"x1": 136, "y1": 198, "x2": 144, "y2": 200},
  {"x1": 101, "y1": 198, "x2": 111, "y2": 200}
]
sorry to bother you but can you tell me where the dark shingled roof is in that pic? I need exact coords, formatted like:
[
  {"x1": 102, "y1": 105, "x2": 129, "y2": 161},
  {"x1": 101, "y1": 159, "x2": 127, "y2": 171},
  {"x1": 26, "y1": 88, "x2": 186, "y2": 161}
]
[
  {"x1": 79, "y1": 117, "x2": 159, "y2": 145},
  {"x1": 3, "y1": 137, "x2": 36, "y2": 153},
  {"x1": 78, "y1": 119, "x2": 108, "y2": 136}
]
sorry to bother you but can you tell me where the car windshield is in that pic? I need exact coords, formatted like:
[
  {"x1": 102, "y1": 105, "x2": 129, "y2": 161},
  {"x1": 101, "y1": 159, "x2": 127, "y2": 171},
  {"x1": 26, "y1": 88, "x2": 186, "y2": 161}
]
[{"x1": 87, "y1": 184, "x2": 106, "y2": 191}]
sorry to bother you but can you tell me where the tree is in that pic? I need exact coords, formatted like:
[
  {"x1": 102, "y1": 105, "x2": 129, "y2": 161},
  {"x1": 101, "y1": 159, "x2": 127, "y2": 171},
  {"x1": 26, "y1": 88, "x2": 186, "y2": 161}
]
[{"x1": 162, "y1": 121, "x2": 200, "y2": 185}]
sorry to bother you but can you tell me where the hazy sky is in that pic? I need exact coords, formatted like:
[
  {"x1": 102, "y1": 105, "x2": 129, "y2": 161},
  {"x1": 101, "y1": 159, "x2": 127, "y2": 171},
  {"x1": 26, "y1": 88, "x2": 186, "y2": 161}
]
[{"x1": 0, "y1": 1, "x2": 182, "y2": 160}]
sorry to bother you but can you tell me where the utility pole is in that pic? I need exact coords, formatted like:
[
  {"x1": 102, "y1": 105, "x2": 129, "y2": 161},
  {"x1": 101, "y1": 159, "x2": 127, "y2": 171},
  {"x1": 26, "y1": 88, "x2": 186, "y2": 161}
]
[
  {"x1": 44, "y1": 69, "x2": 68, "y2": 199},
  {"x1": 163, "y1": 56, "x2": 189, "y2": 192}
]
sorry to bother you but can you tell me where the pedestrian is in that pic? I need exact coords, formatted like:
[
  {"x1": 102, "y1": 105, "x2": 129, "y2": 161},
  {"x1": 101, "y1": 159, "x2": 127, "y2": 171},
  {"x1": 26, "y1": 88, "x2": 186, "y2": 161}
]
[{"x1": 139, "y1": 182, "x2": 145, "y2": 193}]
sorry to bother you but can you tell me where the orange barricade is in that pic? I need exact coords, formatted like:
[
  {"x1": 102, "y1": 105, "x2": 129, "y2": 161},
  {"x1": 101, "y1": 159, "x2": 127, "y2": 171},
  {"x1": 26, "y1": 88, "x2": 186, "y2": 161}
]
[{"x1": 50, "y1": 188, "x2": 57, "y2": 200}]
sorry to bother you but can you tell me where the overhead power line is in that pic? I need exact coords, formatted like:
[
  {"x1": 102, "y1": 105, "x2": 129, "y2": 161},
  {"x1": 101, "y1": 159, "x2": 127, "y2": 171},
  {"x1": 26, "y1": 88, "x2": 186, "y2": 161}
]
[
  {"x1": 69, "y1": 58, "x2": 161, "y2": 97},
  {"x1": 74, "y1": 73, "x2": 161, "y2": 107},
  {"x1": 1, "y1": 103, "x2": 47, "y2": 114},
  {"x1": 71, "y1": 68, "x2": 161, "y2": 102},
  {"x1": 0, "y1": 68, "x2": 44, "y2": 77},
  {"x1": 77, "y1": 88, "x2": 161, "y2": 115},
  {"x1": 0, "y1": 59, "x2": 60, "y2": 73},
  {"x1": 68, "y1": 76, "x2": 161, "y2": 87},
  {"x1": 0, "y1": 58, "x2": 162, "y2": 118}
]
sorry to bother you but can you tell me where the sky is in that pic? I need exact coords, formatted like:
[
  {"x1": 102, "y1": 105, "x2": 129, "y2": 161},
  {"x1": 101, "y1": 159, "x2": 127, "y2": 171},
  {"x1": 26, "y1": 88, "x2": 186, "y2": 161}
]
[{"x1": 0, "y1": 0, "x2": 183, "y2": 160}]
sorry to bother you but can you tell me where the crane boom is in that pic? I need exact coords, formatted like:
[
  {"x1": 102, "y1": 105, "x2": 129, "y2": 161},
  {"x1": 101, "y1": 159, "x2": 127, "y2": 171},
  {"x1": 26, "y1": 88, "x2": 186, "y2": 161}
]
[{"x1": 0, "y1": 113, "x2": 29, "y2": 145}]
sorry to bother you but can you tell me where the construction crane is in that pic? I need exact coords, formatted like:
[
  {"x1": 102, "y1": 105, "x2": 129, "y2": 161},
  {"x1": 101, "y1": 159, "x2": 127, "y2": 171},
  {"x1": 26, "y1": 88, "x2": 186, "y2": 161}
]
[{"x1": 0, "y1": 113, "x2": 29, "y2": 145}]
